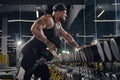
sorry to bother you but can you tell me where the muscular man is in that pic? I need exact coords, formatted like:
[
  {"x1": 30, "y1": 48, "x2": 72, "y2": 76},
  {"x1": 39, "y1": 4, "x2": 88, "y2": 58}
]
[{"x1": 17, "y1": 3, "x2": 82, "y2": 80}]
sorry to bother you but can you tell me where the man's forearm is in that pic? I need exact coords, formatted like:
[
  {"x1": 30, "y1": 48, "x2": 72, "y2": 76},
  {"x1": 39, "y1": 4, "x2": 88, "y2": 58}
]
[
  {"x1": 64, "y1": 33, "x2": 78, "y2": 47},
  {"x1": 69, "y1": 41, "x2": 78, "y2": 48},
  {"x1": 31, "y1": 29, "x2": 49, "y2": 45},
  {"x1": 34, "y1": 33, "x2": 48, "y2": 44}
]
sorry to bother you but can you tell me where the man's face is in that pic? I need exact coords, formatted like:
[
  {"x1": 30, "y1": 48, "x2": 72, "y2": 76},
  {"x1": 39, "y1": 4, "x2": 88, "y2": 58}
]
[{"x1": 58, "y1": 10, "x2": 67, "y2": 22}]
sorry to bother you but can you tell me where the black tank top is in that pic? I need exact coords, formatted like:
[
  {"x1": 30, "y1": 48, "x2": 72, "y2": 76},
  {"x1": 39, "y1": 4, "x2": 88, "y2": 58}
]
[{"x1": 27, "y1": 16, "x2": 61, "y2": 49}]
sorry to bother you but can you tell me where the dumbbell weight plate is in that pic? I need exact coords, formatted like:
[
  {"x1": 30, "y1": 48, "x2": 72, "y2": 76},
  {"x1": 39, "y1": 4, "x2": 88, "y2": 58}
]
[
  {"x1": 110, "y1": 38, "x2": 120, "y2": 61},
  {"x1": 103, "y1": 41, "x2": 112, "y2": 62}
]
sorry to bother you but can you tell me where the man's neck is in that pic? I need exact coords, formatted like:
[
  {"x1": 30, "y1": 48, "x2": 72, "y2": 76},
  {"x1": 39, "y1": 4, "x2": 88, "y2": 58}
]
[{"x1": 52, "y1": 14, "x2": 60, "y2": 23}]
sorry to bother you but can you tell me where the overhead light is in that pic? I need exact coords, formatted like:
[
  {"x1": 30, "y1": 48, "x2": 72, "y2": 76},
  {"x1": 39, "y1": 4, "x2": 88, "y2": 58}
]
[
  {"x1": 97, "y1": 9, "x2": 105, "y2": 18},
  {"x1": 36, "y1": 6, "x2": 41, "y2": 9},
  {"x1": 94, "y1": 19, "x2": 120, "y2": 22},
  {"x1": 8, "y1": 19, "x2": 35, "y2": 22},
  {"x1": 62, "y1": 50, "x2": 66, "y2": 53},
  {"x1": 7, "y1": 39, "x2": 15, "y2": 41},
  {"x1": 76, "y1": 35, "x2": 94, "y2": 37},
  {"x1": 16, "y1": 40, "x2": 22, "y2": 46},
  {"x1": 62, "y1": 50, "x2": 70, "y2": 54},
  {"x1": 112, "y1": 3, "x2": 120, "y2": 6},
  {"x1": 0, "y1": 36, "x2": 10, "y2": 38},
  {"x1": 22, "y1": 35, "x2": 32, "y2": 38},
  {"x1": 103, "y1": 34, "x2": 115, "y2": 37},
  {"x1": 36, "y1": 10, "x2": 39, "y2": 18},
  {"x1": 66, "y1": 51, "x2": 70, "y2": 54}
]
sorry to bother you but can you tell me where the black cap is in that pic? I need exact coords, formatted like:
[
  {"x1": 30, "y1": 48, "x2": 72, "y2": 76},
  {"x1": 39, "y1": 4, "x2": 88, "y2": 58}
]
[{"x1": 52, "y1": 3, "x2": 67, "y2": 11}]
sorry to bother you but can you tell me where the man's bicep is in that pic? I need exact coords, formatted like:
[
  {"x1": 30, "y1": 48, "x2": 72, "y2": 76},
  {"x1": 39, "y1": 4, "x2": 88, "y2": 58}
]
[
  {"x1": 31, "y1": 18, "x2": 46, "y2": 32},
  {"x1": 60, "y1": 27, "x2": 68, "y2": 37},
  {"x1": 31, "y1": 21, "x2": 47, "y2": 40},
  {"x1": 60, "y1": 27, "x2": 75, "y2": 42},
  {"x1": 37, "y1": 19, "x2": 45, "y2": 25},
  {"x1": 36, "y1": 18, "x2": 47, "y2": 28},
  {"x1": 31, "y1": 22, "x2": 45, "y2": 40},
  {"x1": 31, "y1": 21, "x2": 40, "y2": 33}
]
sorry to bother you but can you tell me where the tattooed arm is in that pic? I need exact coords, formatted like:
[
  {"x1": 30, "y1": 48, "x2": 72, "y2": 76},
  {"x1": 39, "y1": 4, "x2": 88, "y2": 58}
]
[
  {"x1": 31, "y1": 15, "x2": 56, "y2": 50},
  {"x1": 59, "y1": 24, "x2": 85, "y2": 50},
  {"x1": 59, "y1": 25, "x2": 79, "y2": 48}
]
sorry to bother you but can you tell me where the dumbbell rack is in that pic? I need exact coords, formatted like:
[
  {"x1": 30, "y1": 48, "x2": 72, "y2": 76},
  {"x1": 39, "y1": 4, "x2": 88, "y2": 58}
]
[{"x1": 48, "y1": 36, "x2": 120, "y2": 80}]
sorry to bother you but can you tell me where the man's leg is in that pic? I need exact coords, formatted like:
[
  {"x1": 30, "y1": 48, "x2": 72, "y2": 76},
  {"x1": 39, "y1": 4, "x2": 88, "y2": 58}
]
[
  {"x1": 34, "y1": 64, "x2": 50, "y2": 80},
  {"x1": 16, "y1": 66, "x2": 33, "y2": 80},
  {"x1": 23, "y1": 69, "x2": 33, "y2": 80}
]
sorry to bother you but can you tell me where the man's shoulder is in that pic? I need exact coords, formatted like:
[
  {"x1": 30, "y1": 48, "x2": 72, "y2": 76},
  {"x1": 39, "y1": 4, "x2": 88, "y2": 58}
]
[
  {"x1": 35, "y1": 14, "x2": 53, "y2": 23},
  {"x1": 40, "y1": 14, "x2": 52, "y2": 20}
]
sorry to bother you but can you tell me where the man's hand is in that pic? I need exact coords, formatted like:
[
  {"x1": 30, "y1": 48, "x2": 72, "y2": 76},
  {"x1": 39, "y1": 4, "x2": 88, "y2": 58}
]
[
  {"x1": 76, "y1": 45, "x2": 86, "y2": 51},
  {"x1": 36, "y1": 57, "x2": 46, "y2": 65},
  {"x1": 46, "y1": 41, "x2": 56, "y2": 51},
  {"x1": 50, "y1": 50, "x2": 60, "y2": 59}
]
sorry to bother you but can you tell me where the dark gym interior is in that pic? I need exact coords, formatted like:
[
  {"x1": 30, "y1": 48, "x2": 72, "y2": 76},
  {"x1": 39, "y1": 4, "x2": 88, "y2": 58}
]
[{"x1": 0, "y1": 0, "x2": 120, "y2": 80}]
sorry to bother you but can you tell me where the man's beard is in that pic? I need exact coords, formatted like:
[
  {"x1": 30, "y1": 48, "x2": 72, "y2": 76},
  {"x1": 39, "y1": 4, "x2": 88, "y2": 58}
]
[{"x1": 60, "y1": 17, "x2": 66, "y2": 23}]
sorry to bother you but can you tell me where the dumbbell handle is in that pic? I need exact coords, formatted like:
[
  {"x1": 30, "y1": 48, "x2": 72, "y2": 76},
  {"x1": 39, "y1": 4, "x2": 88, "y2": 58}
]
[
  {"x1": 46, "y1": 48, "x2": 60, "y2": 59},
  {"x1": 50, "y1": 50, "x2": 60, "y2": 58}
]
